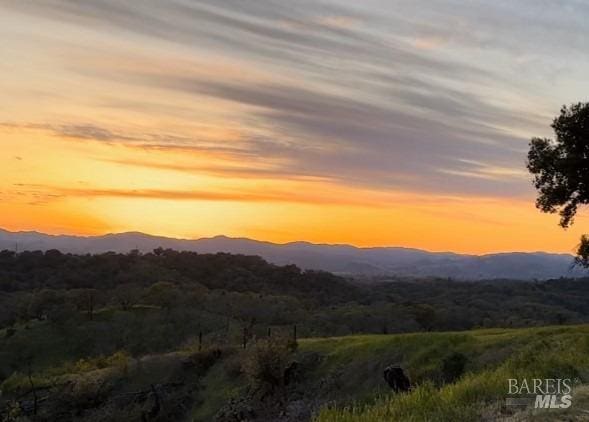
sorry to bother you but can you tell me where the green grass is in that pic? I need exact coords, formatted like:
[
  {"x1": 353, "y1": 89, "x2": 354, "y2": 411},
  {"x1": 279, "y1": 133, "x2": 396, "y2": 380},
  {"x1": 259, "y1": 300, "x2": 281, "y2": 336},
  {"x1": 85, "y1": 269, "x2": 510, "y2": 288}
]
[
  {"x1": 311, "y1": 325, "x2": 589, "y2": 421},
  {"x1": 191, "y1": 355, "x2": 245, "y2": 421},
  {"x1": 4, "y1": 322, "x2": 589, "y2": 420}
]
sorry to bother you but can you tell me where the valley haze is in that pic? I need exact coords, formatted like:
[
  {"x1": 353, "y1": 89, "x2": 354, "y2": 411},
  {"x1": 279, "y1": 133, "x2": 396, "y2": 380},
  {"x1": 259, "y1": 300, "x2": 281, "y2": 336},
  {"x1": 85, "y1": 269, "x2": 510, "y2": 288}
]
[{"x1": 1, "y1": 228, "x2": 583, "y2": 281}]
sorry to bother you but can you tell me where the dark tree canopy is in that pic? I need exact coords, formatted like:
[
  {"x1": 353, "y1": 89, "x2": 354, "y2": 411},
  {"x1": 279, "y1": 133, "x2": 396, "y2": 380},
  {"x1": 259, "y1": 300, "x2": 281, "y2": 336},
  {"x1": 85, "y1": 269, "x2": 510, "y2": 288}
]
[{"x1": 527, "y1": 102, "x2": 589, "y2": 266}]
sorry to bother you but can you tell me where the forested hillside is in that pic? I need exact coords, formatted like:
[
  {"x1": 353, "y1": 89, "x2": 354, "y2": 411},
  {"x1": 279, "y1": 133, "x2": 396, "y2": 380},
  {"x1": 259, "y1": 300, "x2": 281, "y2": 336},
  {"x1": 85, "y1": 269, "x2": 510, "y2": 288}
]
[
  {"x1": 1, "y1": 249, "x2": 589, "y2": 343},
  {"x1": 1, "y1": 249, "x2": 589, "y2": 420}
]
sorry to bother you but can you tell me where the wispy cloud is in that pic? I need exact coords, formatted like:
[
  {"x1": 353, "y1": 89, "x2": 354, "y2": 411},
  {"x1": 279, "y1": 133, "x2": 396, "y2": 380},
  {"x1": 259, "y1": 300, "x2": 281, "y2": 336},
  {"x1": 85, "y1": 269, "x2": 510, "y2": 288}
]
[
  {"x1": 10, "y1": 182, "x2": 402, "y2": 208},
  {"x1": 2, "y1": 0, "x2": 587, "y2": 201}
]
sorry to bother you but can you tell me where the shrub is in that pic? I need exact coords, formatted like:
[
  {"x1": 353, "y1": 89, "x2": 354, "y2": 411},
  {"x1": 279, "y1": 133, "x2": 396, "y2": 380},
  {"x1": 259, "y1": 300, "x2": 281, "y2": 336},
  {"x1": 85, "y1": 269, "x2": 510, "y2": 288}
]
[
  {"x1": 241, "y1": 338, "x2": 292, "y2": 393},
  {"x1": 441, "y1": 352, "x2": 468, "y2": 384},
  {"x1": 187, "y1": 347, "x2": 223, "y2": 376},
  {"x1": 223, "y1": 352, "x2": 244, "y2": 378},
  {"x1": 74, "y1": 350, "x2": 130, "y2": 374}
]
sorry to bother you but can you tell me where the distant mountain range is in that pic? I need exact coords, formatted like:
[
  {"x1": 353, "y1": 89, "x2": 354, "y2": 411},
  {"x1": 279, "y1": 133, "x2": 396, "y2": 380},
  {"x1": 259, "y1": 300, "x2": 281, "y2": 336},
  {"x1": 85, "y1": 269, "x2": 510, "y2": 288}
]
[{"x1": 0, "y1": 228, "x2": 585, "y2": 280}]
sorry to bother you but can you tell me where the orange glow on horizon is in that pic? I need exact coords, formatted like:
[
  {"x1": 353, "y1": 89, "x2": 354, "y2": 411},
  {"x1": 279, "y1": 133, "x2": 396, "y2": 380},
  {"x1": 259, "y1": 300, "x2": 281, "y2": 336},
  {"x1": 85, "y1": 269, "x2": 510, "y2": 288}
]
[
  {"x1": 3, "y1": 2, "x2": 589, "y2": 257},
  {"x1": 1, "y1": 126, "x2": 586, "y2": 255}
]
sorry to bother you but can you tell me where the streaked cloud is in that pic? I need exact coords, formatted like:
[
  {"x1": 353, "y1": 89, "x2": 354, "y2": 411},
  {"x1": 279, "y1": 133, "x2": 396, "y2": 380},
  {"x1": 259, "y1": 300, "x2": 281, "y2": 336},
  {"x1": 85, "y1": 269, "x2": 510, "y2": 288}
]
[
  {"x1": 1, "y1": 0, "x2": 589, "y2": 251},
  {"x1": 8, "y1": 181, "x2": 428, "y2": 208},
  {"x1": 1, "y1": 0, "x2": 566, "y2": 197}
]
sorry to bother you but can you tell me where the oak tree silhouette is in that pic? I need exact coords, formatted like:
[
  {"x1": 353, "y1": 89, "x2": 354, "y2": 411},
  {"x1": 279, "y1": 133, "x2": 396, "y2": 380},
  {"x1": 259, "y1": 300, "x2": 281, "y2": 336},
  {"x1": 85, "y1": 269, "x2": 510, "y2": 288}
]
[{"x1": 527, "y1": 102, "x2": 589, "y2": 267}]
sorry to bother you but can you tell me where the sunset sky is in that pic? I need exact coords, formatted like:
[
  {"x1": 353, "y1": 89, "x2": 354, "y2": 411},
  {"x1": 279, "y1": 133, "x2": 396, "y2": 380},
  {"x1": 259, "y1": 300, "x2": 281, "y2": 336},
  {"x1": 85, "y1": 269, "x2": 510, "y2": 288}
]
[{"x1": 1, "y1": 0, "x2": 588, "y2": 253}]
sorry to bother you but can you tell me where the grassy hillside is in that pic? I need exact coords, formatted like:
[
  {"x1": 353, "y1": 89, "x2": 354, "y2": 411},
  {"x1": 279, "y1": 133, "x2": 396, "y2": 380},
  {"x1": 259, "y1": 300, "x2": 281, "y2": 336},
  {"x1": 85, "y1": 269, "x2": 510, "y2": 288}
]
[
  {"x1": 309, "y1": 325, "x2": 589, "y2": 421},
  {"x1": 3, "y1": 323, "x2": 589, "y2": 420},
  {"x1": 0, "y1": 313, "x2": 589, "y2": 422},
  {"x1": 194, "y1": 324, "x2": 589, "y2": 420}
]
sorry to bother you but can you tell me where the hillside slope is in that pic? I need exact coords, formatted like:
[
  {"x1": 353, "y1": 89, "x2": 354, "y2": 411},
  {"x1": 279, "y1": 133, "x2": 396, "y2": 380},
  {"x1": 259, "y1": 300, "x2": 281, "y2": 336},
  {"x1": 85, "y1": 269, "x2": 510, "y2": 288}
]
[
  {"x1": 213, "y1": 325, "x2": 589, "y2": 421},
  {"x1": 309, "y1": 325, "x2": 589, "y2": 421},
  {"x1": 4, "y1": 324, "x2": 589, "y2": 421}
]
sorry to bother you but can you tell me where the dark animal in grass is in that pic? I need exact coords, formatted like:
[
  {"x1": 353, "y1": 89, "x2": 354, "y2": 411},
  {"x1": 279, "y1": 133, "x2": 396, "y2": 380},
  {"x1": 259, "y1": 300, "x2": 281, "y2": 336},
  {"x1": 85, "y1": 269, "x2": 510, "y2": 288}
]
[{"x1": 383, "y1": 365, "x2": 411, "y2": 393}]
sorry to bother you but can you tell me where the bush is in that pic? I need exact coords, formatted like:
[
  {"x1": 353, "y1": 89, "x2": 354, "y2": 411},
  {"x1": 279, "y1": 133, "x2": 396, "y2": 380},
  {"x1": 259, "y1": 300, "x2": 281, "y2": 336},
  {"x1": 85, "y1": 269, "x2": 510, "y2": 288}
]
[
  {"x1": 187, "y1": 347, "x2": 223, "y2": 376},
  {"x1": 0, "y1": 371, "x2": 52, "y2": 395},
  {"x1": 242, "y1": 338, "x2": 292, "y2": 393},
  {"x1": 223, "y1": 352, "x2": 244, "y2": 378},
  {"x1": 74, "y1": 350, "x2": 130, "y2": 374},
  {"x1": 441, "y1": 352, "x2": 468, "y2": 384}
]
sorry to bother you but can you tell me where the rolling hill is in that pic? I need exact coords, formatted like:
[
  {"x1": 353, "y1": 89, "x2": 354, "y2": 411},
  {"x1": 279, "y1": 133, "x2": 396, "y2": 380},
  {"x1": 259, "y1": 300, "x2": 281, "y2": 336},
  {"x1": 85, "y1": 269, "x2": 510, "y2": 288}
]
[
  {"x1": 0, "y1": 228, "x2": 584, "y2": 280},
  {"x1": 3, "y1": 323, "x2": 589, "y2": 421}
]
